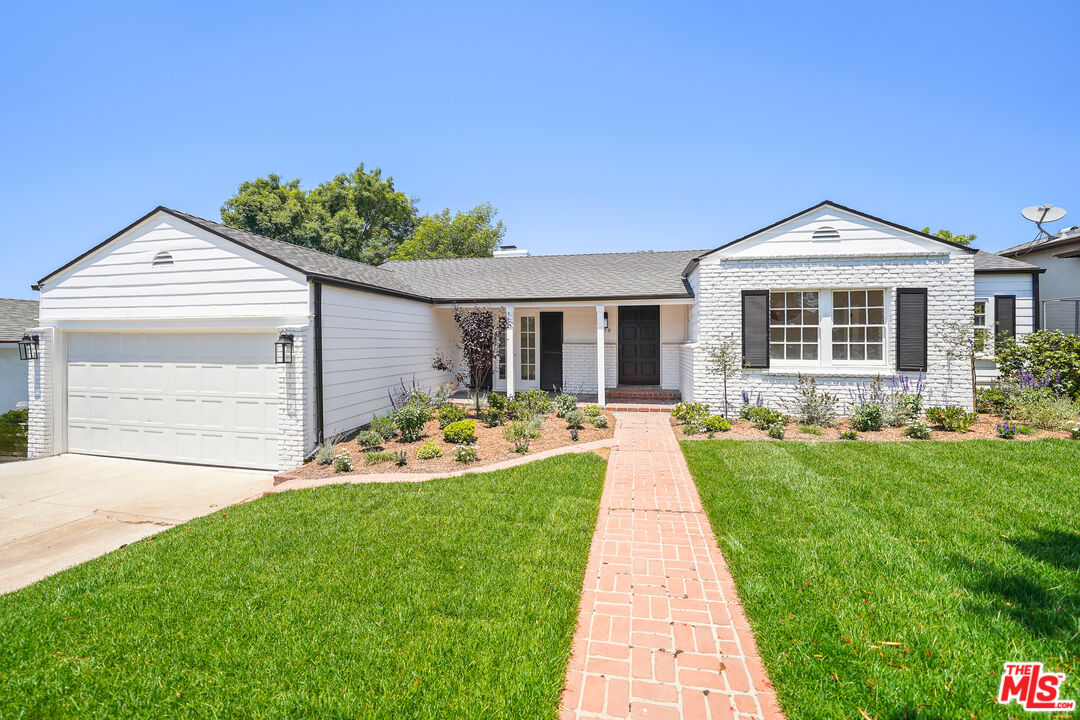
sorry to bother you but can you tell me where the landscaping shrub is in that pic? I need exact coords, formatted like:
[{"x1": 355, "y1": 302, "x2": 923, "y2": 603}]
[
  {"x1": 589, "y1": 415, "x2": 609, "y2": 429},
  {"x1": 443, "y1": 419, "x2": 477, "y2": 444},
  {"x1": 569, "y1": 429, "x2": 579, "y2": 442},
  {"x1": 976, "y1": 387, "x2": 1008, "y2": 415},
  {"x1": 364, "y1": 450, "x2": 396, "y2": 464},
  {"x1": 314, "y1": 441, "x2": 336, "y2": 465},
  {"x1": 903, "y1": 420, "x2": 931, "y2": 439},
  {"x1": 394, "y1": 400, "x2": 430, "y2": 442},
  {"x1": 790, "y1": 374, "x2": 838, "y2": 426},
  {"x1": 368, "y1": 415, "x2": 397, "y2": 441},
  {"x1": 511, "y1": 440, "x2": 530, "y2": 454},
  {"x1": 518, "y1": 389, "x2": 553, "y2": 415},
  {"x1": 503, "y1": 420, "x2": 541, "y2": 442},
  {"x1": 996, "y1": 330, "x2": 1080, "y2": 399},
  {"x1": 925, "y1": 406, "x2": 977, "y2": 433},
  {"x1": 702, "y1": 415, "x2": 731, "y2": 434},
  {"x1": 583, "y1": 404, "x2": 602, "y2": 417},
  {"x1": 487, "y1": 393, "x2": 508, "y2": 411},
  {"x1": 839, "y1": 429, "x2": 858, "y2": 440},
  {"x1": 355, "y1": 430, "x2": 384, "y2": 449},
  {"x1": 455, "y1": 445, "x2": 478, "y2": 462},
  {"x1": 479, "y1": 406, "x2": 504, "y2": 427},
  {"x1": 996, "y1": 421, "x2": 1017, "y2": 439},
  {"x1": 554, "y1": 393, "x2": 579, "y2": 417},
  {"x1": 437, "y1": 403, "x2": 466, "y2": 428},
  {"x1": 767, "y1": 423, "x2": 785, "y2": 440},
  {"x1": 849, "y1": 402, "x2": 884, "y2": 432},
  {"x1": 0, "y1": 407, "x2": 28, "y2": 455},
  {"x1": 1067, "y1": 420, "x2": 1080, "y2": 439},
  {"x1": 682, "y1": 423, "x2": 704, "y2": 436},
  {"x1": 672, "y1": 401, "x2": 709, "y2": 423},
  {"x1": 1007, "y1": 388, "x2": 1079, "y2": 430},
  {"x1": 739, "y1": 390, "x2": 765, "y2": 419},
  {"x1": 416, "y1": 441, "x2": 442, "y2": 460},
  {"x1": 393, "y1": 451, "x2": 408, "y2": 467},
  {"x1": 332, "y1": 452, "x2": 353, "y2": 473},
  {"x1": 564, "y1": 410, "x2": 585, "y2": 429},
  {"x1": 799, "y1": 424, "x2": 824, "y2": 436},
  {"x1": 747, "y1": 406, "x2": 786, "y2": 431}
]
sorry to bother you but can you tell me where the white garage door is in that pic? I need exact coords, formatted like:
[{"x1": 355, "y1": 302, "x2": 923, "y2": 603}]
[{"x1": 67, "y1": 333, "x2": 280, "y2": 469}]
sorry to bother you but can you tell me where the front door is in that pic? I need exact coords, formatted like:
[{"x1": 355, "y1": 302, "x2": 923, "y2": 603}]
[
  {"x1": 618, "y1": 306, "x2": 660, "y2": 385},
  {"x1": 539, "y1": 312, "x2": 564, "y2": 392}
]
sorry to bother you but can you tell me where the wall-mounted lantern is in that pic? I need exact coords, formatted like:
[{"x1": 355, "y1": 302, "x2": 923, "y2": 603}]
[
  {"x1": 275, "y1": 333, "x2": 295, "y2": 364},
  {"x1": 18, "y1": 334, "x2": 39, "y2": 361},
  {"x1": 603, "y1": 312, "x2": 609, "y2": 331}
]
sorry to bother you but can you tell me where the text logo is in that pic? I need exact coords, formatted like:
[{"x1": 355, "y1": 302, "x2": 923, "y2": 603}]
[{"x1": 998, "y1": 662, "x2": 1075, "y2": 712}]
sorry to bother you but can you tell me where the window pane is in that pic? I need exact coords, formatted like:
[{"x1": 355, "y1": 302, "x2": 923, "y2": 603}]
[
  {"x1": 867, "y1": 290, "x2": 884, "y2": 306},
  {"x1": 835, "y1": 309, "x2": 849, "y2": 324},
  {"x1": 770, "y1": 344, "x2": 784, "y2": 359},
  {"x1": 803, "y1": 309, "x2": 819, "y2": 324},
  {"x1": 787, "y1": 310, "x2": 801, "y2": 324},
  {"x1": 867, "y1": 326, "x2": 882, "y2": 343},
  {"x1": 771, "y1": 294, "x2": 785, "y2": 309},
  {"x1": 804, "y1": 344, "x2": 818, "y2": 360},
  {"x1": 834, "y1": 292, "x2": 849, "y2": 308},
  {"x1": 833, "y1": 344, "x2": 847, "y2": 360},
  {"x1": 804, "y1": 327, "x2": 818, "y2": 342},
  {"x1": 850, "y1": 345, "x2": 865, "y2": 361},
  {"x1": 868, "y1": 308, "x2": 884, "y2": 324},
  {"x1": 770, "y1": 309, "x2": 785, "y2": 323},
  {"x1": 786, "y1": 292, "x2": 802, "y2": 307},
  {"x1": 804, "y1": 292, "x2": 819, "y2": 309},
  {"x1": 851, "y1": 290, "x2": 866, "y2": 307},
  {"x1": 832, "y1": 327, "x2": 847, "y2": 342},
  {"x1": 851, "y1": 308, "x2": 866, "y2": 324},
  {"x1": 851, "y1": 326, "x2": 865, "y2": 343},
  {"x1": 787, "y1": 344, "x2": 801, "y2": 358},
  {"x1": 867, "y1": 344, "x2": 883, "y2": 361},
  {"x1": 787, "y1": 327, "x2": 801, "y2": 342}
]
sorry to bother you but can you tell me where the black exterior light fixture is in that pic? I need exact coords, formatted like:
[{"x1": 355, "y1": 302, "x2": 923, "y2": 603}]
[
  {"x1": 604, "y1": 312, "x2": 609, "y2": 330},
  {"x1": 275, "y1": 332, "x2": 295, "y2": 364},
  {"x1": 18, "y1": 334, "x2": 39, "y2": 361}
]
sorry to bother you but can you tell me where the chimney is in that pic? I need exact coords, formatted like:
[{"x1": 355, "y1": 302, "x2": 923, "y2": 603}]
[{"x1": 493, "y1": 244, "x2": 529, "y2": 257}]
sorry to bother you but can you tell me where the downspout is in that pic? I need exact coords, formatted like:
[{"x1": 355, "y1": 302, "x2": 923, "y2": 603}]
[{"x1": 313, "y1": 281, "x2": 325, "y2": 444}]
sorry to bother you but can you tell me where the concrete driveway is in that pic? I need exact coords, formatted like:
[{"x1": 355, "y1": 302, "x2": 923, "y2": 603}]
[{"x1": 0, "y1": 454, "x2": 274, "y2": 594}]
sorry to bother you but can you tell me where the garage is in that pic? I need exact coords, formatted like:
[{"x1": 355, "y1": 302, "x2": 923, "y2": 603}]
[{"x1": 66, "y1": 332, "x2": 280, "y2": 469}]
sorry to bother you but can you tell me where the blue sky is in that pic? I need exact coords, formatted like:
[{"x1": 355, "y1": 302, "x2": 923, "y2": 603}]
[{"x1": 1, "y1": 0, "x2": 1077, "y2": 300}]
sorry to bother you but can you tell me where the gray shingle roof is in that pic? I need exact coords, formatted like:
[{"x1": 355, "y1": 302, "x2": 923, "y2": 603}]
[
  {"x1": 972, "y1": 250, "x2": 1043, "y2": 273},
  {"x1": 0, "y1": 298, "x2": 39, "y2": 342},
  {"x1": 382, "y1": 250, "x2": 704, "y2": 302},
  {"x1": 163, "y1": 209, "x2": 427, "y2": 299}
]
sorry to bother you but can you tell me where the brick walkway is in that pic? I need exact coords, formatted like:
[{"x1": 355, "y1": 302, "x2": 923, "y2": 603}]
[{"x1": 561, "y1": 413, "x2": 784, "y2": 720}]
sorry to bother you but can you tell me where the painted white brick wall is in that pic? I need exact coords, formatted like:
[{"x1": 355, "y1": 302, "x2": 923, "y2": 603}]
[
  {"x1": 693, "y1": 253, "x2": 975, "y2": 414},
  {"x1": 679, "y1": 345, "x2": 695, "y2": 402},
  {"x1": 660, "y1": 344, "x2": 681, "y2": 390},
  {"x1": 26, "y1": 327, "x2": 54, "y2": 459},
  {"x1": 277, "y1": 325, "x2": 309, "y2": 470},
  {"x1": 562, "y1": 342, "x2": 617, "y2": 394}
]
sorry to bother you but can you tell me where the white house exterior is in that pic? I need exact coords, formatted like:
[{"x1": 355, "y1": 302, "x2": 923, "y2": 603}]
[
  {"x1": 999, "y1": 228, "x2": 1080, "y2": 334},
  {"x1": 26, "y1": 201, "x2": 1040, "y2": 471}
]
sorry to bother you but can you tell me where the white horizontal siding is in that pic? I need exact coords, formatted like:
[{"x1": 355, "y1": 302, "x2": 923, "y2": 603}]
[
  {"x1": 320, "y1": 285, "x2": 456, "y2": 437},
  {"x1": 39, "y1": 215, "x2": 310, "y2": 322},
  {"x1": 973, "y1": 272, "x2": 1036, "y2": 387}
]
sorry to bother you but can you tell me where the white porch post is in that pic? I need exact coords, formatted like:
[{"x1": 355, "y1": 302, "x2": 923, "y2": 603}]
[
  {"x1": 505, "y1": 306, "x2": 515, "y2": 398},
  {"x1": 596, "y1": 304, "x2": 606, "y2": 406}
]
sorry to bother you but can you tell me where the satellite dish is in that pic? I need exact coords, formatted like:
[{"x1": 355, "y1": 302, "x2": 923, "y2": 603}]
[{"x1": 1022, "y1": 204, "x2": 1066, "y2": 223}]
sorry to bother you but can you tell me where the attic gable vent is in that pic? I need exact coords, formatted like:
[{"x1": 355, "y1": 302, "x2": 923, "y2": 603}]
[
  {"x1": 812, "y1": 226, "x2": 841, "y2": 241},
  {"x1": 152, "y1": 251, "x2": 174, "y2": 267}
]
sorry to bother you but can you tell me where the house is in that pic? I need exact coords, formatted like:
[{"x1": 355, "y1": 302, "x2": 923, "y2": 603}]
[
  {"x1": 25, "y1": 201, "x2": 1039, "y2": 470},
  {"x1": 0, "y1": 298, "x2": 39, "y2": 411},
  {"x1": 998, "y1": 226, "x2": 1080, "y2": 334}
]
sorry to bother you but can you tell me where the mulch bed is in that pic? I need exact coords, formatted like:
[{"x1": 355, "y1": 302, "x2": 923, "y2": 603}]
[
  {"x1": 671, "y1": 413, "x2": 1070, "y2": 442},
  {"x1": 288, "y1": 409, "x2": 615, "y2": 478}
]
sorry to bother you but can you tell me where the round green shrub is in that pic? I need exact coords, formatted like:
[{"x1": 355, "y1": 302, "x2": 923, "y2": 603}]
[
  {"x1": 369, "y1": 415, "x2": 397, "y2": 441},
  {"x1": 443, "y1": 419, "x2": 477, "y2": 444},
  {"x1": 583, "y1": 404, "x2": 602, "y2": 417},
  {"x1": 417, "y1": 441, "x2": 442, "y2": 460},
  {"x1": 480, "y1": 407, "x2": 504, "y2": 427},
  {"x1": 332, "y1": 452, "x2": 353, "y2": 473},
  {"x1": 517, "y1": 389, "x2": 553, "y2": 415},
  {"x1": 564, "y1": 410, "x2": 585, "y2": 429},
  {"x1": 394, "y1": 401, "x2": 430, "y2": 442},
  {"x1": 438, "y1": 403, "x2": 467, "y2": 428},
  {"x1": 672, "y1": 401, "x2": 708, "y2": 423},
  {"x1": 555, "y1": 393, "x2": 579, "y2": 417},
  {"x1": 702, "y1": 415, "x2": 731, "y2": 433},
  {"x1": 903, "y1": 420, "x2": 931, "y2": 439},
  {"x1": 354, "y1": 430, "x2": 384, "y2": 449},
  {"x1": 455, "y1": 445, "x2": 478, "y2": 463},
  {"x1": 590, "y1": 415, "x2": 609, "y2": 429},
  {"x1": 767, "y1": 423, "x2": 786, "y2": 440}
]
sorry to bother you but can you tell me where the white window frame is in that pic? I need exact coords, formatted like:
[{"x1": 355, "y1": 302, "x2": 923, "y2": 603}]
[
  {"x1": 517, "y1": 312, "x2": 539, "y2": 388},
  {"x1": 973, "y1": 297, "x2": 993, "y2": 357},
  {"x1": 768, "y1": 291, "x2": 821, "y2": 366},
  {"x1": 767, "y1": 288, "x2": 891, "y2": 370}
]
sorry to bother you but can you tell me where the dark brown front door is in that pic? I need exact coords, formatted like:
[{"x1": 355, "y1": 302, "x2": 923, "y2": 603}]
[
  {"x1": 540, "y1": 312, "x2": 564, "y2": 392},
  {"x1": 618, "y1": 306, "x2": 660, "y2": 385}
]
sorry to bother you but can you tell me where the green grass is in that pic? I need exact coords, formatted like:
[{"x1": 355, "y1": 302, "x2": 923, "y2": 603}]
[
  {"x1": 681, "y1": 440, "x2": 1080, "y2": 720},
  {"x1": 0, "y1": 453, "x2": 606, "y2": 719}
]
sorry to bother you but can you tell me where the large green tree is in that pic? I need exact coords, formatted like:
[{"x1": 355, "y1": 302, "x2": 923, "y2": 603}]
[
  {"x1": 220, "y1": 165, "x2": 420, "y2": 264},
  {"x1": 921, "y1": 226, "x2": 976, "y2": 246},
  {"x1": 391, "y1": 203, "x2": 505, "y2": 261}
]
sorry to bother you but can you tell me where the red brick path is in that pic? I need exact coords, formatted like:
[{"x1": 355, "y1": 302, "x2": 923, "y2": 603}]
[{"x1": 561, "y1": 413, "x2": 785, "y2": 720}]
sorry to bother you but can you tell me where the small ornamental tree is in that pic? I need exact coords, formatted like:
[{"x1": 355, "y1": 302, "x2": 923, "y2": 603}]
[
  {"x1": 940, "y1": 319, "x2": 977, "y2": 411},
  {"x1": 706, "y1": 336, "x2": 742, "y2": 418},
  {"x1": 452, "y1": 307, "x2": 510, "y2": 412}
]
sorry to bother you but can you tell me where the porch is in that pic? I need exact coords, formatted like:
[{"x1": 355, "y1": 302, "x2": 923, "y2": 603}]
[{"x1": 436, "y1": 300, "x2": 693, "y2": 406}]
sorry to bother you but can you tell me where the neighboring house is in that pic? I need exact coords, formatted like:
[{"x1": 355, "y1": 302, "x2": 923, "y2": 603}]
[
  {"x1": 999, "y1": 226, "x2": 1080, "y2": 334},
  {"x1": 26, "y1": 201, "x2": 1037, "y2": 470},
  {"x1": 0, "y1": 298, "x2": 39, "y2": 411}
]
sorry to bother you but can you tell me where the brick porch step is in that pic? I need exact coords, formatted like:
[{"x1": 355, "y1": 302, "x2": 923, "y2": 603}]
[{"x1": 606, "y1": 386, "x2": 681, "y2": 403}]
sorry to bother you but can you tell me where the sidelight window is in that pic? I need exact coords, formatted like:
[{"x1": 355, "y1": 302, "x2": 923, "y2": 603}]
[{"x1": 520, "y1": 315, "x2": 536, "y2": 381}]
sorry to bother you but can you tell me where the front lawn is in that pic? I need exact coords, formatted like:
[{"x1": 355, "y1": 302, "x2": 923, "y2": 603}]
[
  {"x1": 681, "y1": 439, "x2": 1080, "y2": 719},
  {"x1": 0, "y1": 453, "x2": 607, "y2": 719}
]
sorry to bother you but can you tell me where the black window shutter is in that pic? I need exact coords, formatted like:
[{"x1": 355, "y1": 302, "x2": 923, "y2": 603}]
[
  {"x1": 995, "y1": 295, "x2": 1016, "y2": 340},
  {"x1": 741, "y1": 290, "x2": 770, "y2": 368},
  {"x1": 896, "y1": 288, "x2": 928, "y2": 371}
]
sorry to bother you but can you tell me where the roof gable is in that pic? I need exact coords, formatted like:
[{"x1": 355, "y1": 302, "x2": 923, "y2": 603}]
[{"x1": 689, "y1": 201, "x2": 976, "y2": 272}]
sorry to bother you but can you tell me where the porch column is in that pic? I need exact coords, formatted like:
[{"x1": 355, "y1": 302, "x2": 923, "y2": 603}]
[
  {"x1": 596, "y1": 304, "x2": 606, "y2": 406},
  {"x1": 505, "y1": 306, "x2": 515, "y2": 398}
]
